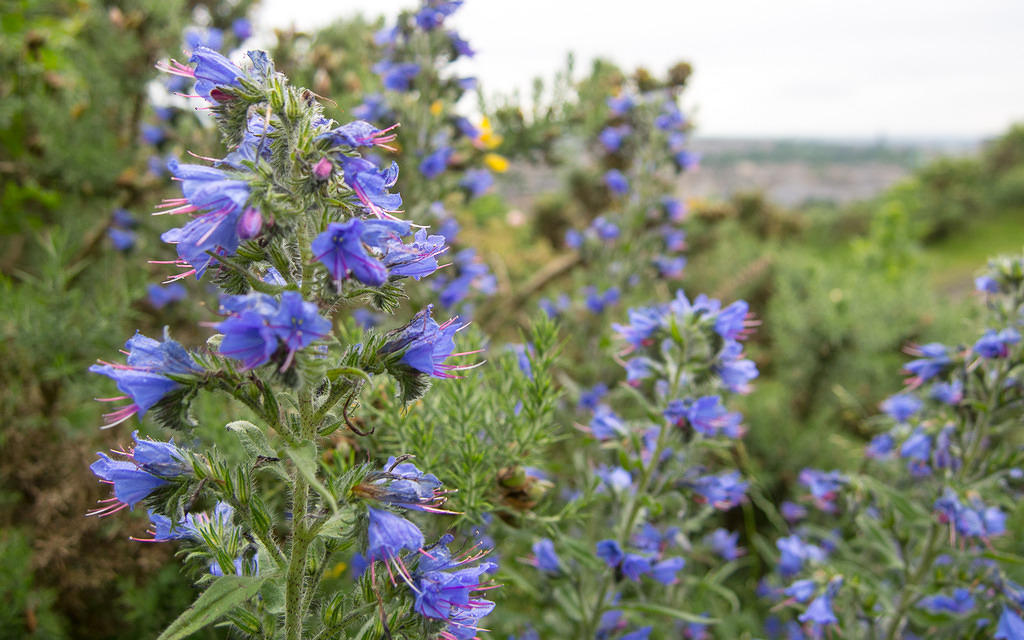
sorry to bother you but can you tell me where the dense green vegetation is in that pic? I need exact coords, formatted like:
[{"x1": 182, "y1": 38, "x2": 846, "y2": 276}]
[{"x1": 1, "y1": 3, "x2": 1021, "y2": 637}]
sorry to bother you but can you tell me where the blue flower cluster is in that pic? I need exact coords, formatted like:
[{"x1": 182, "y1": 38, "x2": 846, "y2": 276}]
[{"x1": 354, "y1": 458, "x2": 497, "y2": 639}]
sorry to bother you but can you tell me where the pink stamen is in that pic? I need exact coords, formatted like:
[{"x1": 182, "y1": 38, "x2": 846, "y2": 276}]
[{"x1": 155, "y1": 59, "x2": 195, "y2": 78}]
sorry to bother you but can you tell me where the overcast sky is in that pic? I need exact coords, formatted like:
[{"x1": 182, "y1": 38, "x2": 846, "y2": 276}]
[{"x1": 257, "y1": 0, "x2": 1024, "y2": 140}]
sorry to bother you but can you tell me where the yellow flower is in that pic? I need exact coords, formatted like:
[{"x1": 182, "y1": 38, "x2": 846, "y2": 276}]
[
  {"x1": 474, "y1": 116, "x2": 503, "y2": 150},
  {"x1": 324, "y1": 561, "x2": 348, "y2": 579},
  {"x1": 430, "y1": 100, "x2": 443, "y2": 116},
  {"x1": 483, "y1": 153, "x2": 509, "y2": 173}
]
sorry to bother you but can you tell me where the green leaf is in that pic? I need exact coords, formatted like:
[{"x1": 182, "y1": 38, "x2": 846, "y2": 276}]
[
  {"x1": 286, "y1": 442, "x2": 339, "y2": 514},
  {"x1": 156, "y1": 576, "x2": 266, "y2": 640},
  {"x1": 983, "y1": 549, "x2": 1024, "y2": 566},
  {"x1": 617, "y1": 601, "x2": 718, "y2": 625},
  {"x1": 226, "y1": 420, "x2": 277, "y2": 459},
  {"x1": 854, "y1": 474, "x2": 928, "y2": 519},
  {"x1": 326, "y1": 366, "x2": 373, "y2": 384}
]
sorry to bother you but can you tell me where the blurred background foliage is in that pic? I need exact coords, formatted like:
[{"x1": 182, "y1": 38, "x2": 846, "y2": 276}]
[{"x1": 2, "y1": 1, "x2": 1023, "y2": 637}]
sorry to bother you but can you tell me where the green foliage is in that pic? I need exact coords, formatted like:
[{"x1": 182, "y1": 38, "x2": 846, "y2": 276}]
[{"x1": 0, "y1": 530, "x2": 66, "y2": 639}]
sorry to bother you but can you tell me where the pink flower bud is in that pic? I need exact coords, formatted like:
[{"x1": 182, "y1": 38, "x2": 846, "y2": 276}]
[
  {"x1": 313, "y1": 157, "x2": 333, "y2": 180},
  {"x1": 236, "y1": 206, "x2": 263, "y2": 239}
]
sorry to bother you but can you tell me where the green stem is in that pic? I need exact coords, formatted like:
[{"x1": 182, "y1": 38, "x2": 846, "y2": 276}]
[
  {"x1": 582, "y1": 418, "x2": 673, "y2": 639},
  {"x1": 284, "y1": 387, "x2": 317, "y2": 640},
  {"x1": 284, "y1": 470, "x2": 311, "y2": 640},
  {"x1": 884, "y1": 523, "x2": 941, "y2": 640}
]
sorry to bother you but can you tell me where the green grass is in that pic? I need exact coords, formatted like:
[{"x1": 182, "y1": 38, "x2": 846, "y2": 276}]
[{"x1": 922, "y1": 206, "x2": 1024, "y2": 293}]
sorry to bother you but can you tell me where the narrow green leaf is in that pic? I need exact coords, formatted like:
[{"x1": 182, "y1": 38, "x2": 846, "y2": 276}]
[
  {"x1": 286, "y1": 443, "x2": 339, "y2": 514},
  {"x1": 617, "y1": 601, "x2": 718, "y2": 625},
  {"x1": 156, "y1": 576, "x2": 266, "y2": 640},
  {"x1": 984, "y1": 549, "x2": 1024, "y2": 566},
  {"x1": 226, "y1": 420, "x2": 276, "y2": 459},
  {"x1": 326, "y1": 366, "x2": 373, "y2": 384}
]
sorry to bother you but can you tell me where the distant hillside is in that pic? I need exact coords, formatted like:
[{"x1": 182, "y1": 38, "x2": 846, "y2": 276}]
[{"x1": 680, "y1": 137, "x2": 980, "y2": 206}]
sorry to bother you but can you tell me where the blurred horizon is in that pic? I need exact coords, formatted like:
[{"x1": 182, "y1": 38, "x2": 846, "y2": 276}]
[{"x1": 256, "y1": 0, "x2": 1024, "y2": 141}]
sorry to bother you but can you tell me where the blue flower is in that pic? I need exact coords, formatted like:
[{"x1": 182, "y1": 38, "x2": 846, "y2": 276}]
[
  {"x1": 88, "y1": 434, "x2": 189, "y2": 517},
  {"x1": 183, "y1": 27, "x2": 223, "y2": 55},
  {"x1": 356, "y1": 458, "x2": 449, "y2": 513},
  {"x1": 89, "y1": 331, "x2": 201, "y2": 428},
  {"x1": 189, "y1": 47, "x2": 247, "y2": 102},
  {"x1": 267, "y1": 291, "x2": 332, "y2": 369},
  {"x1": 460, "y1": 169, "x2": 493, "y2": 198},
  {"x1": 596, "y1": 539, "x2": 624, "y2": 568},
  {"x1": 781, "y1": 501, "x2": 808, "y2": 523},
  {"x1": 917, "y1": 588, "x2": 974, "y2": 615},
  {"x1": 320, "y1": 120, "x2": 399, "y2": 150},
  {"x1": 650, "y1": 557, "x2": 685, "y2": 584},
  {"x1": 613, "y1": 306, "x2": 666, "y2": 349},
  {"x1": 147, "y1": 283, "x2": 187, "y2": 309},
  {"x1": 715, "y1": 300, "x2": 750, "y2": 341},
  {"x1": 996, "y1": 607, "x2": 1024, "y2": 639},
  {"x1": 654, "y1": 255, "x2": 686, "y2": 279},
  {"x1": 232, "y1": 17, "x2": 252, "y2": 40},
  {"x1": 974, "y1": 328, "x2": 1021, "y2": 358},
  {"x1": 603, "y1": 169, "x2": 629, "y2": 195},
  {"x1": 798, "y1": 469, "x2": 846, "y2": 511},
  {"x1": 599, "y1": 125, "x2": 630, "y2": 152},
  {"x1": 596, "y1": 466, "x2": 633, "y2": 492},
  {"x1": 141, "y1": 124, "x2": 165, "y2": 146},
  {"x1": 672, "y1": 395, "x2": 743, "y2": 438},
  {"x1": 624, "y1": 357, "x2": 654, "y2": 385},
  {"x1": 904, "y1": 342, "x2": 951, "y2": 382},
  {"x1": 339, "y1": 156, "x2": 403, "y2": 219},
  {"x1": 661, "y1": 196, "x2": 687, "y2": 221},
  {"x1": 385, "y1": 229, "x2": 447, "y2": 280},
  {"x1": 382, "y1": 305, "x2": 475, "y2": 379},
  {"x1": 673, "y1": 150, "x2": 700, "y2": 170},
  {"x1": 158, "y1": 160, "x2": 250, "y2": 280},
  {"x1": 311, "y1": 218, "x2": 403, "y2": 286},
  {"x1": 706, "y1": 528, "x2": 743, "y2": 561},
  {"x1": 692, "y1": 471, "x2": 747, "y2": 510},
  {"x1": 607, "y1": 94, "x2": 634, "y2": 116},
  {"x1": 449, "y1": 32, "x2": 475, "y2": 58},
  {"x1": 579, "y1": 383, "x2": 609, "y2": 411},
  {"x1": 621, "y1": 627, "x2": 652, "y2": 640},
  {"x1": 411, "y1": 535, "x2": 496, "y2": 640},
  {"x1": 784, "y1": 579, "x2": 818, "y2": 603},
  {"x1": 420, "y1": 146, "x2": 453, "y2": 179},
  {"x1": 880, "y1": 392, "x2": 922, "y2": 422},
  {"x1": 583, "y1": 286, "x2": 620, "y2": 314},
  {"x1": 621, "y1": 554, "x2": 652, "y2": 581},
  {"x1": 930, "y1": 380, "x2": 963, "y2": 405},
  {"x1": 352, "y1": 93, "x2": 391, "y2": 122},
  {"x1": 108, "y1": 227, "x2": 136, "y2": 251},
  {"x1": 865, "y1": 432, "x2": 895, "y2": 460},
  {"x1": 716, "y1": 343, "x2": 759, "y2": 394},
  {"x1": 776, "y1": 534, "x2": 825, "y2": 576},
  {"x1": 531, "y1": 538, "x2": 561, "y2": 572},
  {"x1": 664, "y1": 228, "x2": 687, "y2": 252},
  {"x1": 975, "y1": 275, "x2": 1000, "y2": 293},
  {"x1": 414, "y1": 1, "x2": 463, "y2": 30},
  {"x1": 565, "y1": 228, "x2": 583, "y2": 249},
  {"x1": 655, "y1": 102, "x2": 685, "y2": 130},
  {"x1": 375, "y1": 61, "x2": 421, "y2": 91},
  {"x1": 216, "y1": 309, "x2": 278, "y2": 370},
  {"x1": 632, "y1": 523, "x2": 678, "y2": 554},
  {"x1": 590, "y1": 405, "x2": 626, "y2": 440},
  {"x1": 366, "y1": 507, "x2": 424, "y2": 563},
  {"x1": 798, "y1": 591, "x2": 837, "y2": 625}
]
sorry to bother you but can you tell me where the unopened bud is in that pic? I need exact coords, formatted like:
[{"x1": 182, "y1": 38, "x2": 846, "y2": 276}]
[
  {"x1": 313, "y1": 157, "x2": 333, "y2": 180},
  {"x1": 237, "y1": 206, "x2": 263, "y2": 239}
]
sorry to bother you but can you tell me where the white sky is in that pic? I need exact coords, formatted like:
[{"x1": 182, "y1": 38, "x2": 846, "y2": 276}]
[{"x1": 257, "y1": 0, "x2": 1024, "y2": 139}]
